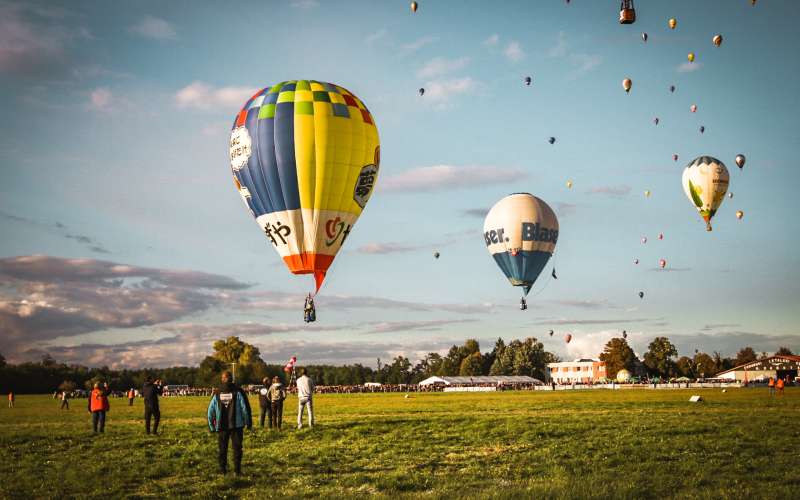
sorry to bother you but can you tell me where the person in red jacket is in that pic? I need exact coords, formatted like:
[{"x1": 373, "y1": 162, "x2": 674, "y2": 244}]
[{"x1": 87, "y1": 382, "x2": 110, "y2": 433}]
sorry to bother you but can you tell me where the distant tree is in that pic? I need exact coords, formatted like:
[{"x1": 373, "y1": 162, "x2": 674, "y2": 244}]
[
  {"x1": 459, "y1": 352, "x2": 483, "y2": 376},
  {"x1": 0, "y1": 352, "x2": 5, "y2": 368},
  {"x1": 775, "y1": 347, "x2": 794, "y2": 356},
  {"x1": 385, "y1": 356, "x2": 412, "y2": 384},
  {"x1": 675, "y1": 356, "x2": 694, "y2": 377},
  {"x1": 643, "y1": 337, "x2": 678, "y2": 379},
  {"x1": 41, "y1": 354, "x2": 56, "y2": 367},
  {"x1": 693, "y1": 353, "x2": 717, "y2": 378},
  {"x1": 440, "y1": 339, "x2": 481, "y2": 376},
  {"x1": 599, "y1": 338, "x2": 637, "y2": 379},
  {"x1": 58, "y1": 380, "x2": 76, "y2": 392},
  {"x1": 210, "y1": 336, "x2": 267, "y2": 384},
  {"x1": 735, "y1": 347, "x2": 757, "y2": 366}
]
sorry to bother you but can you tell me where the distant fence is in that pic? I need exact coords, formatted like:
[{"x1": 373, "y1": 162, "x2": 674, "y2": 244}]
[{"x1": 533, "y1": 382, "x2": 743, "y2": 391}]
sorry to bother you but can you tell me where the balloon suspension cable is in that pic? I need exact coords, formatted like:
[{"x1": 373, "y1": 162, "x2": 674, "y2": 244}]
[{"x1": 526, "y1": 258, "x2": 558, "y2": 299}]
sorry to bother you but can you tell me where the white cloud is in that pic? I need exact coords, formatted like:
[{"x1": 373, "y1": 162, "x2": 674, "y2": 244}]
[
  {"x1": 483, "y1": 34, "x2": 499, "y2": 47},
  {"x1": 420, "y1": 77, "x2": 475, "y2": 107},
  {"x1": 175, "y1": 81, "x2": 255, "y2": 110},
  {"x1": 89, "y1": 87, "x2": 112, "y2": 111},
  {"x1": 569, "y1": 53, "x2": 603, "y2": 75},
  {"x1": 504, "y1": 41, "x2": 524, "y2": 62},
  {"x1": 357, "y1": 242, "x2": 418, "y2": 254},
  {"x1": 548, "y1": 31, "x2": 568, "y2": 58},
  {"x1": 677, "y1": 62, "x2": 703, "y2": 73},
  {"x1": 129, "y1": 16, "x2": 176, "y2": 40},
  {"x1": 381, "y1": 165, "x2": 527, "y2": 193},
  {"x1": 585, "y1": 185, "x2": 631, "y2": 198},
  {"x1": 401, "y1": 35, "x2": 437, "y2": 53},
  {"x1": 290, "y1": 0, "x2": 319, "y2": 8},
  {"x1": 417, "y1": 56, "x2": 470, "y2": 79},
  {"x1": 365, "y1": 28, "x2": 387, "y2": 46}
]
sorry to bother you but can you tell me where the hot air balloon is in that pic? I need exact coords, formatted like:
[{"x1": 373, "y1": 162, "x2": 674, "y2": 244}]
[
  {"x1": 654, "y1": 117, "x2": 659, "y2": 125},
  {"x1": 525, "y1": 76, "x2": 532, "y2": 86},
  {"x1": 549, "y1": 329, "x2": 554, "y2": 337},
  {"x1": 687, "y1": 52, "x2": 695, "y2": 63},
  {"x1": 434, "y1": 252, "x2": 440, "y2": 259},
  {"x1": 735, "y1": 154, "x2": 745, "y2": 169},
  {"x1": 634, "y1": 258, "x2": 639, "y2": 265},
  {"x1": 549, "y1": 137, "x2": 556, "y2": 145},
  {"x1": 228, "y1": 80, "x2": 380, "y2": 313},
  {"x1": 566, "y1": 180, "x2": 573, "y2": 189},
  {"x1": 483, "y1": 193, "x2": 559, "y2": 305},
  {"x1": 673, "y1": 154, "x2": 679, "y2": 162},
  {"x1": 622, "y1": 330, "x2": 627, "y2": 339},
  {"x1": 623, "y1": 78, "x2": 632, "y2": 93},
  {"x1": 565, "y1": 333, "x2": 573, "y2": 344},
  {"x1": 700, "y1": 125, "x2": 705, "y2": 134},
  {"x1": 728, "y1": 192, "x2": 734, "y2": 199},
  {"x1": 682, "y1": 156, "x2": 730, "y2": 231},
  {"x1": 642, "y1": 32, "x2": 648, "y2": 42},
  {"x1": 658, "y1": 232, "x2": 664, "y2": 240},
  {"x1": 639, "y1": 291, "x2": 644, "y2": 299},
  {"x1": 410, "y1": 1, "x2": 418, "y2": 13},
  {"x1": 669, "y1": 85, "x2": 676, "y2": 93},
  {"x1": 644, "y1": 190, "x2": 651, "y2": 198},
  {"x1": 418, "y1": 88, "x2": 425, "y2": 96},
  {"x1": 713, "y1": 34, "x2": 723, "y2": 47},
  {"x1": 619, "y1": 0, "x2": 636, "y2": 24},
  {"x1": 736, "y1": 210, "x2": 744, "y2": 220},
  {"x1": 641, "y1": 236, "x2": 647, "y2": 244},
  {"x1": 668, "y1": 18, "x2": 677, "y2": 29},
  {"x1": 659, "y1": 258, "x2": 666, "y2": 269},
  {"x1": 690, "y1": 104, "x2": 697, "y2": 113}
]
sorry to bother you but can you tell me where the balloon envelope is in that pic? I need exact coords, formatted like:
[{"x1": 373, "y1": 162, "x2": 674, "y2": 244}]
[
  {"x1": 669, "y1": 18, "x2": 677, "y2": 29},
  {"x1": 682, "y1": 156, "x2": 730, "y2": 231},
  {"x1": 713, "y1": 34, "x2": 722, "y2": 47},
  {"x1": 229, "y1": 80, "x2": 380, "y2": 293},
  {"x1": 688, "y1": 52, "x2": 695, "y2": 62},
  {"x1": 483, "y1": 193, "x2": 559, "y2": 296},
  {"x1": 736, "y1": 210, "x2": 744, "y2": 220},
  {"x1": 623, "y1": 78, "x2": 632, "y2": 92},
  {"x1": 735, "y1": 154, "x2": 746, "y2": 169},
  {"x1": 410, "y1": 1, "x2": 418, "y2": 12},
  {"x1": 565, "y1": 333, "x2": 572, "y2": 344}
]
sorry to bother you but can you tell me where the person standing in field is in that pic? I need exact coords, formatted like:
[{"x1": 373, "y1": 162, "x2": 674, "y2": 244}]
[
  {"x1": 257, "y1": 378, "x2": 272, "y2": 428},
  {"x1": 60, "y1": 391, "x2": 69, "y2": 410},
  {"x1": 269, "y1": 375, "x2": 286, "y2": 429},
  {"x1": 776, "y1": 377, "x2": 785, "y2": 396},
  {"x1": 296, "y1": 368, "x2": 315, "y2": 429},
  {"x1": 141, "y1": 377, "x2": 163, "y2": 435},
  {"x1": 128, "y1": 388, "x2": 135, "y2": 406},
  {"x1": 207, "y1": 371, "x2": 252, "y2": 475},
  {"x1": 88, "y1": 382, "x2": 110, "y2": 433},
  {"x1": 768, "y1": 377, "x2": 776, "y2": 396},
  {"x1": 8, "y1": 391, "x2": 14, "y2": 408}
]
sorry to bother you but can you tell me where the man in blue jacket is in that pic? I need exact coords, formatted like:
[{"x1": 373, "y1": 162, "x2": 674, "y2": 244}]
[{"x1": 207, "y1": 371, "x2": 252, "y2": 475}]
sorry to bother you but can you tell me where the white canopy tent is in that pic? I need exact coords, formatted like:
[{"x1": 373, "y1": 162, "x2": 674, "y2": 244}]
[{"x1": 418, "y1": 375, "x2": 542, "y2": 386}]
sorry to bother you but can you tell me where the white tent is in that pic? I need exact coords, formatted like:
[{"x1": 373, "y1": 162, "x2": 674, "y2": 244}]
[{"x1": 418, "y1": 375, "x2": 542, "y2": 386}]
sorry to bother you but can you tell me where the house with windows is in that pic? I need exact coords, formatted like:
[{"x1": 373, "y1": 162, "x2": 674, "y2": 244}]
[{"x1": 547, "y1": 359, "x2": 607, "y2": 384}]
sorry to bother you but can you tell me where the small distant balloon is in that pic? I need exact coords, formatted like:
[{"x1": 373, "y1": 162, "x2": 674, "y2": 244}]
[
  {"x1": 736, "y1": 210, "x2": 744, "y2": 220},
  {"x1": 549, "y1": 137, "x2": 556, "y2": 145},
  {"x1": 622, "y1": 78, "x2": 632, "y2": 93},
  {"x1": 690, "y1": 104, "x2": 697, "y2": 113},
  {"x1": 410, "y1": 1, "x2": 418, "y2": 13},
  {"x1": 728, "y1": 192, "x2": 734, "y2": 199},
  {"x1": 566, "y1": 180, "x2": 573, "y2": 189},
  {"x1": 641, "y1": 237, "x2": 647, "y2": 244},
  {"x1": 565, "y1": 333, "x2": 572, "y2": 344},
  {"x1": 433, "y1": 251, "x2": 440, "y2": 259},
  {"x1": 549, "y1": 329, "x2": 554, "y2": 337},
  {"x1": 634, "y1": 258, "x2": 639, "y2": 265},
  {"x1": 642, "y1": 32, "x2": 648, "y2": 42},
  {"x1": 658, "y1": 233, "x2": 664, "y2": 240},
  {"x1": 735, "y1": 154, "x2": 746, "y2": 169},
  {"x1": 673, "y1": 154, "x2": 679, "y2": 162},
  {"x1": 653, "y1": 117, "x2": 659, "y2": 125},
  {"x1": 669, "y1": 85, "x2": 676, "y2": 93},
  {"x1": 687, "y1": 52, "x2": 695, "y2": 63},
  {"x1": 622, "y1": 330, "x2": 628, "y2": 339},
  {"x1": 713, "y1": 34, "x2": 723, "y2": 47},
  {"x1": 418, "y1": 88, "x2": 425, "y2": 96},
  {"x1": 700, "y1": 125, "x2": 705, "y2": 134},
  {"x1": 525, "y1": 76, "x2": 532, "y2": 86},
  {"x1": 659, "y1": 258, "x2": 667, "y2": 269},
  {"x1": 668, "y1": 18, "x2": 677, "y2": 30},
  {"x1": 639, "y1": 291, "x2": 645, "y2": 299},
  {"x1": 644, "y1": 190, "x2": 651, "y2": 198}
]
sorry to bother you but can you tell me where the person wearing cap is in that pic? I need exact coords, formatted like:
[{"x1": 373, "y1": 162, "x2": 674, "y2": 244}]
[
  {"x1": 87, "y1": 382, "x2": 110, "y2": 433},
  {"x1": 207, "y1": 371, "x2": 252, "y2": 475}
]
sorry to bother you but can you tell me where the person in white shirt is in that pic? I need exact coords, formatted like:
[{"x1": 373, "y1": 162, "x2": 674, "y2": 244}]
[{"x1": 296, "y1": 368, "x2": 315, "y2": 429}]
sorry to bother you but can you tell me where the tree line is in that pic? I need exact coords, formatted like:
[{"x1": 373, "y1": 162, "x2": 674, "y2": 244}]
[{"x1": 0, "y1": 337, "x2": 793, "y2": 393}]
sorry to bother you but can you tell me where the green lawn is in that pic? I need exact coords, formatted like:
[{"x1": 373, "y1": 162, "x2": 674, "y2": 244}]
[{"x1": 1, "y1": 388, "x2": 798, "y2": 499}]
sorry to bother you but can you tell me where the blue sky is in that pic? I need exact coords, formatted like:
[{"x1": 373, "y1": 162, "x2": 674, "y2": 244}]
[{"x1": 1, "y1": 0, "x2": 798, "y2": 368}]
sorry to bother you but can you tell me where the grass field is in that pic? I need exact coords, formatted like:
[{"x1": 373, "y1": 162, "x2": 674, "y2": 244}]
[{"x1": 1, "y1": 388, "x2": 798, "y2": 499}]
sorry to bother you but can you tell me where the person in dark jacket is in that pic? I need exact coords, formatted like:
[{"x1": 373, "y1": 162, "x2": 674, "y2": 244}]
[
  {"x1": 257, "y1": 377, "x2": 272, "y2": 428},
  {"x1": 268, "y1": 376, "x2": 286, "y2": 429},
  {"x1": 141, "y1": 377, "x2": 163, "y2": 435},
  {"x1": 87, "y1": 382, "x2": 110, "y2": 433},
  {"x1": 207, "y1": 371, "x2": 252, "y2": 475}
]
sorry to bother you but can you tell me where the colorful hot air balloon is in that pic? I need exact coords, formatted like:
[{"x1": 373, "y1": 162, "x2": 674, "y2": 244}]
[
  {"x1": 673, "y1": 154, "x2": 679, "y2": 162},
  {"x1": 418, "y1": 88, "x2": 425, "y2": 96},
  {"x1": 690, "y1": 104, "x2": 697, "y2": 113},
  {"x1": 549, "y1": 329, "x2": 554, "y2": 337},
  {"x1": 566, "y1": 180, "x2": 573, "y2": 189},
  {"x1": 736, "y1": 210, "x2": 744, "y2": 220},
  {"x1": 682, "y1": 156, "x2": 730, "y2": 231},
  {"x1": 619, "y1": 0, "x2": 635, "y2": 24},
  {"x1": 713, "y1": 34, "x2": 723, "y2": 47},
  {"x1": 658, "y1": 232, "x2": 664, "y2": 240},
  {"x1": 525, "y1": 76, "x2": 532, "y2": 86},
  {"x1": 654, "y1": 117, "x2": 660, "y2": 125},
  {"x1": 483, "y1": 193, "x2": 559, "y2": 301},
  {"x1": 644, "y1": 190, "x2": 651, "y2": 198},
  {"x1": 410, "y1": 1, "x2": 418, "y2": 13},
  {"x1": 565, "y1": 333, "x2": 572, "y2": 344},
  {"x1": 668, "y1": 18, "x2": 677, "y2": 29},
  {"x1": 687, "y1": 52, "x2": 695, "y2": 63},
  {"x1": 735, "y1": 154, "x2": 746, "y2": 169},
  {"x1": 642, "y1": 32, "x2": 648, "y2": 42},
  {"x1": 659, "y1": 258, "x2": 667, "y2": 269},
  {"x1": 623, "y1": 78, "x2": 632, "y2": 93},
  {"x1": 641, "y1": 236, "x2": 647, "y2": 244},
  {"x1": 434, "y1": 251, "x2": 440, "y2": 259},
  {"x1": 700, "y1": 125, "x2": 705, "y2": 134},
  {"x1": 549, "y1": 137, "x2": 556, "y2": 145},
  {"x1": 228, "y1": 80, "x2": 380, "y2": 299},
  {"x1": 634, "y1": 258, "x2": 639, "y2": 265},
  {"x1": 669, "y1": 85, "x2": 676, "y2": 93},
  {"x1": 639, "y1": 291, "x2": 644, "y2": 299}
]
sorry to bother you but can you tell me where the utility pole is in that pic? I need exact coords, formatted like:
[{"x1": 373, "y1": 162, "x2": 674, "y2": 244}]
[{"x1": 229, "y1": 362, "x2": 237, "y2": 383}]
